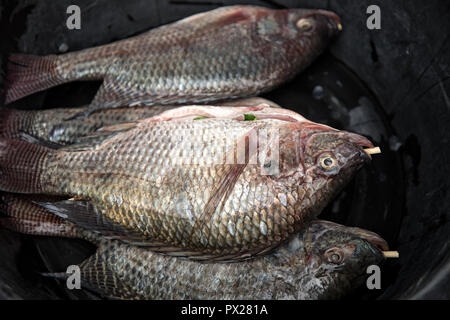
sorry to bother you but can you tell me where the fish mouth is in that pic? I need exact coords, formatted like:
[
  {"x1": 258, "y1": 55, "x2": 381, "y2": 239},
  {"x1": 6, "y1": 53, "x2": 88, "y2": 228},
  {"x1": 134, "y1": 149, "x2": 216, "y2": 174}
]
[
  {"x1": 351, "y1": 228, "x2": 389, "y2": 252},
  {"x1": 304, "y1": 9, "x2": 342, "y2": 34},
  {"x1": 299, "y1": 124, "x2": 374, "y2": 162},
  {"x1": 300, "y1": 122, "x2": 373, "y2": 150},
  {"x1": 313, "y1": 10, "x2": 342, "y2": 31},
  {"x1": 314, "y1": 10, "x2": 342, "y2": 25},
  {"x1": 339, "y1": 131, "x2": 374, "y2": 149},
  {"x1": 309, "y1": 221, "x2": 389, "y2": 252},
  {"x1": 338, "y1": 131, "x2": 374, "y2": 162}
]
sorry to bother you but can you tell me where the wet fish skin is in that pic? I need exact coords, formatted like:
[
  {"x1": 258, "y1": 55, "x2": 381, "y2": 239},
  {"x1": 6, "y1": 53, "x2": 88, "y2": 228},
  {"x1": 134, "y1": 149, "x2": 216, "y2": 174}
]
[
  {"x1": 84, "y1": 221, "x2": 384, "y2": 300},
  {"x1": 5, "y1": 5, "x2": 341, "y2": 113},
  {"x1": 0, "y1": 106, "x2": 167, "y2": 145},
  {"x1": 0, "y1": 98, "x2": 280, "y2": 145},
  {"x1": 0, "y1": 105, "x2": 372, "y2": 260},
  {"x1": 0, "y1": 193, "x2": 76, "y2": 237},
  {"x1": 0, "y1": 196, "x2": 386, "y2": 300}
]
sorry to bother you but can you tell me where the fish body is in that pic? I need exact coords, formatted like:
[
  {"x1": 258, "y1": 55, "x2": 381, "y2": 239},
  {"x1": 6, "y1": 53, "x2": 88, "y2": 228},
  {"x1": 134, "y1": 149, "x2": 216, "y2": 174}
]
[
  {"x1": 80, "y1": 220, "x2": 385, "y2": 300},
  {"x1": 5, "y1": 6, "x2": 341, "y2": 114},
  {"x1": 0, "y1": 194, "x2": 387, "y2": 300},
  {"x1": 0, "y1": 105, "x2": 372, "y2": 260},
  {"x1": 0, "y1": 97, "x2": 280, "y2": 145}
]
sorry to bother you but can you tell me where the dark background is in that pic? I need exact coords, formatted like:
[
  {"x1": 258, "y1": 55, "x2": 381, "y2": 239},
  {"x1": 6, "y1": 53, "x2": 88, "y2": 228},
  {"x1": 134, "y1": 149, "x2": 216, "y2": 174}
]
[{"x1": 0, "y1": 0, "x2": 449, "y2": 299}]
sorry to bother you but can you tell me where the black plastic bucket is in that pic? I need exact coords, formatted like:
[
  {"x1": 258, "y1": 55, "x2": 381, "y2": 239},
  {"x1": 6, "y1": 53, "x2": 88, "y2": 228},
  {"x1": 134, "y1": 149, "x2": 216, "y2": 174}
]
[{"x1": 0, "y1": 0, "x2": 448, "y2": 299}]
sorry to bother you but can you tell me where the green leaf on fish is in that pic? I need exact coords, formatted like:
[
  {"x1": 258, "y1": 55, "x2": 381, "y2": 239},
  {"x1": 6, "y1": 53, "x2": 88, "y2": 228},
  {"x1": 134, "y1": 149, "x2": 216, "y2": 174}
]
[
  {"x1": 194, "y1": 116, "x2": 208, "y2": 120},
  {"x1": 244, "y1": 114, "x2": 256, "y2": 121}
]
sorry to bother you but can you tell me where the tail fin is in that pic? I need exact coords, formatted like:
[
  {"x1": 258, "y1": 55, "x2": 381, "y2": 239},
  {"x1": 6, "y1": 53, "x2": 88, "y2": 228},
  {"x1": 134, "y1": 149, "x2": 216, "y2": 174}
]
[
  {"x1": 0, "y1": 194, "x2": 78, "y2": 238},
  {"x1": 0, "y1": 108, "x2": 28, "y2": 139},
  {"x1": 4, "y1": 54, "x2": 64, "y2": 104},
  {"x1": 0, "y1": 137, "x2": 51, "y2": 193}
]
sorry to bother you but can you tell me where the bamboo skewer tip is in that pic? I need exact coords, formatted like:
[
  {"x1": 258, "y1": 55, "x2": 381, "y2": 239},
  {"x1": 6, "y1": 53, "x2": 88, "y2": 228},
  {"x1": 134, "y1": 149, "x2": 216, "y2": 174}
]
[
  {"x1": 364, "y1": 146, "x2": 381, "y2": 155},
  {"x1": 382, "y1": 251, "x2": 399, "y2": 258}
]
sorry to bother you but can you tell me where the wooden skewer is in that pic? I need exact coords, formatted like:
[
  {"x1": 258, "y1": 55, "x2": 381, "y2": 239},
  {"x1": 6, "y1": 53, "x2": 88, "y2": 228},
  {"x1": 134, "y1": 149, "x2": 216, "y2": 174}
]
[
  {"x1": 364, "y1": 147, "x2": 381, "y2": 155},
  {"x1": 383, "y1": 251, "x2": 399, "y2": 258}
]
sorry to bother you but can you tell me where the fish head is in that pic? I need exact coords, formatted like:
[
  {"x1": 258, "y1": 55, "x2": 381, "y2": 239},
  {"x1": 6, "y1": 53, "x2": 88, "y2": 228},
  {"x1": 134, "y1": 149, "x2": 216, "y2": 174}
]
[
  {"x1": 251, "y1": 7, "x2": 341, "y2": 48},
  {"x1": 301, "y1": 123, "x2": 373, "y2": 175},
  {"x1": 299, "y1": 220, "x2": 386, "y2": 298},
  {"x1": 305, "y1": 220, "x2": 388, "y2": 267},
  {"x1": 273, "y1": 121, "x2": 372, "y2": 192},
  {"x1": 255, "y1": 120, "x2": 372, "y2": 235},
  {"x1": 284, "y1": 8, "x2": 341, "y2": 45},
  {"x1": 252, "y1": 8, "x2": 341, "y2": 67}
]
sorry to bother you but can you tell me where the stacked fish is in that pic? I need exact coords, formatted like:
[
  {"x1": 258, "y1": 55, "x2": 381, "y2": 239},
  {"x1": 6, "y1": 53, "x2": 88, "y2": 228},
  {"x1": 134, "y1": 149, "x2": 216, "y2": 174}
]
[{"x1": 0, "y1": 5, "x2": 389, "y2": 299}]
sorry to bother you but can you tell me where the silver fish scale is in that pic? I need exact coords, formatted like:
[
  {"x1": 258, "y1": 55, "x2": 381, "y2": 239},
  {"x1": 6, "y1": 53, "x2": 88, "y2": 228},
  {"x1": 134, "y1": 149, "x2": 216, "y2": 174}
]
[
  {"x1": 4, "y1": 106, "x2": 170, "y2": 145},
  {"x1": 92, "y1": 237, "x2": 306, "y2": 299},
  {"x1": 111, "y1": 30, "x2": 274, "y2": 99}
]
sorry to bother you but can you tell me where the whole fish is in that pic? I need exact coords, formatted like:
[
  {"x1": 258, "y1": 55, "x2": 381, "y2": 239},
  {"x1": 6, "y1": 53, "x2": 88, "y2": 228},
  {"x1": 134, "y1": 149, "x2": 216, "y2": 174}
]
[
  {"x1": 5, "y1": 5, "x2": 341, "y2": 115},
  {"x1": 0, "y1": 105, "x2": 373, "y2": 261},
  {"x1": 0, "y1": 194, "x2": 387, "y2": 300},
  {"x1": 0, "y1": 97, "x2": 279, "y2": 145}
]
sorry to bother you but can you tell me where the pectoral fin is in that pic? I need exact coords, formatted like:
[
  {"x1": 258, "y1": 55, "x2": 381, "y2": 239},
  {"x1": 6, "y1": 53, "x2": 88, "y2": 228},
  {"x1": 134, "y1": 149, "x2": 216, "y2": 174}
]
[
  {"x1": 34, "y1": 200, "x2": 144, "y2": 241},
  {"x1": 197, "y1": 126, "x2": 260, "y2": 228}
]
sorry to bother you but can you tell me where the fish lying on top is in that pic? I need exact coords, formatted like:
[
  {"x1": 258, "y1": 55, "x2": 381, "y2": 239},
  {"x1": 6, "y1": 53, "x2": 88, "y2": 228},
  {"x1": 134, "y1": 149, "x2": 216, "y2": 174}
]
[
  {"x1": 4, "y1": 5, "x2": 341, "y2": 116},
  {"x1": 0, "y1": 104, "x2": 373, "y2": 261},
  {"x1": 0, "y1": 97, "x2": 280, "y2": 145},
  {"x1": 0, "y1": 194, "x2": 387, "y2": 300}
]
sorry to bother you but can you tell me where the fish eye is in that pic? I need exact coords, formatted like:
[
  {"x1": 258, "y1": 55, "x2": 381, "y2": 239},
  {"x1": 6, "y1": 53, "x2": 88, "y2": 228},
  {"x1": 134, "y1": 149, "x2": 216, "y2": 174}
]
[
  {"x1": 296, "y1": 18, "x2": 313, "y2": 31},
  {"x1": 324, "y1": 248, "x2": 344, "y2": 264},
  {"x1": 319, "y1": 154, "x2": 337, "y2": 170}
]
